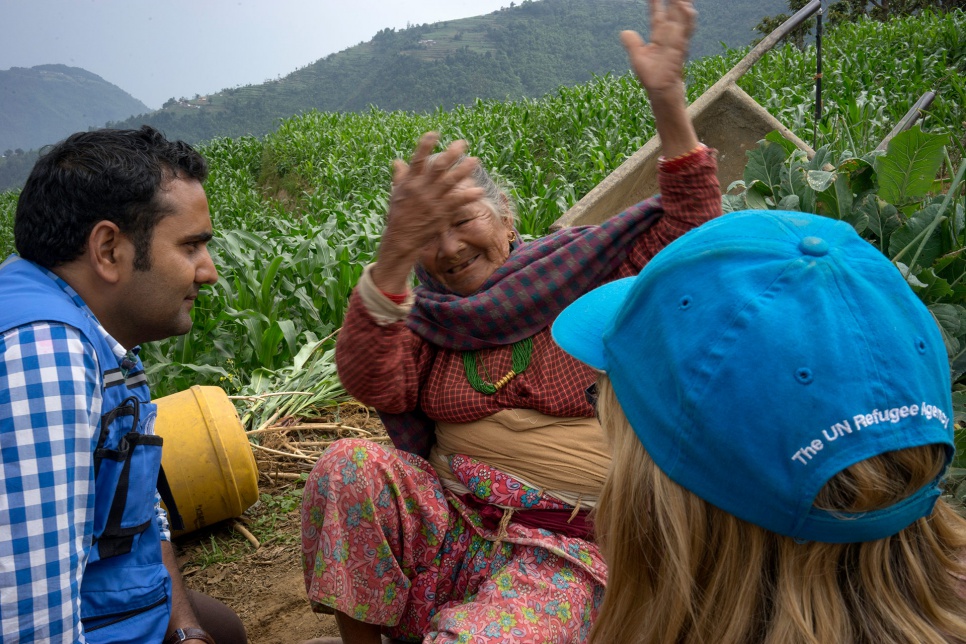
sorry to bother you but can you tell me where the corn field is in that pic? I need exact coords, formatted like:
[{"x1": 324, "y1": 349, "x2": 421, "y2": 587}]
[{"x1": 1, "y1": 10, "x2": 964, "y2": 435}]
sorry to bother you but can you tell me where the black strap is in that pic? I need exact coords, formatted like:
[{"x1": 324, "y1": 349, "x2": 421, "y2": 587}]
[
  {"x1": 157, "y1": 464, "x2": 185, "y2": 532},
  {"x1": 95, "y1": 430, "x2": 153, "y2": 557}
]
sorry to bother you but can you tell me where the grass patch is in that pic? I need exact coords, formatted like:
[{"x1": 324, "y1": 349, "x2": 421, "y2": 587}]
[{"x1": 177, "y1": 478, "x2": 306, "y2": 570}]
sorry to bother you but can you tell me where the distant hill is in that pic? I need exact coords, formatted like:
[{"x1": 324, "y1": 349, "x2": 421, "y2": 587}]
[
  {"x1": 106, "y1": 0, "x2": 785, "y2": 143},
  {"x1": 0, "y1": 64, "x2": 149, "y2": 152},
  {"x1": 0, "y1": 0, "x2": 784, "y2": 190}
]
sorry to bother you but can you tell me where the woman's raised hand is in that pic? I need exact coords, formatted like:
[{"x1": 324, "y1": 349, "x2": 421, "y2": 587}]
[
  {"x1": 621, "y1": 0, "x2": 699, "y2": 159},
  {"x1": 621, "y1": 0, "x2": 696, "y2": 98},
  {"x1": 373, "y1": 132, "x2": 483, "y2": 294}
]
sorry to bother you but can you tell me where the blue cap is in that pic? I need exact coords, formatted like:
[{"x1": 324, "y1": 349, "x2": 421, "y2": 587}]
[{"x1": 552, "y1": 210, "x2": 954, "y2": 543}]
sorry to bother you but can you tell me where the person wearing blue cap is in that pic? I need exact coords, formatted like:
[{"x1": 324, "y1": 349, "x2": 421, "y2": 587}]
[{"x1": 552, "y1": 209, "x2": 966, "y2": 643}]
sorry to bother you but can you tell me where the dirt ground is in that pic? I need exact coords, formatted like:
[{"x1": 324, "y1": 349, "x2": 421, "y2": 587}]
[
  {"x1": 173, "y1": 403, "x2": 390, "y2": 644},
  {"x1": 176, "y1": 512, "x2": 338, "y2": 644}
]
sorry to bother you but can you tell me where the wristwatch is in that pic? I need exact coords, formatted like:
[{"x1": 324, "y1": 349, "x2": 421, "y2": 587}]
[{"x1": 164, "y1": 627, "x2": 216, "y2": 644}]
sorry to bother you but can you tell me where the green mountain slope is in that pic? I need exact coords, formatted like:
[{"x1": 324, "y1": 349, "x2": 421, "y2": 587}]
[
  {"x1": 106, "y1": 0, "x2": 786, "y2": 143},
  {"x1": 0, "y1": 64, "x2": 149, "y2": 151},
  {"x1": 0, "y1": 0, "x2": 785, "y2": 190}
]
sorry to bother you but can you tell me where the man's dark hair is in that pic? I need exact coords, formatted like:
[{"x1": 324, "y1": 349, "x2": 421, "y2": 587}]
[{"x1": 14, "y1": 125, "x2": 208, "y2": 270}]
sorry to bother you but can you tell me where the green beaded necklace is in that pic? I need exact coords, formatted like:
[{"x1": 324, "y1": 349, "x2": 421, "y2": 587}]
[{"x1": 462, "y1": 337, "x2": 534, "y2": 395}]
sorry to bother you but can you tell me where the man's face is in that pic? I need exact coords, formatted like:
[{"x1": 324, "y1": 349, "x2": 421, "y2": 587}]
[{"x1": 119, "y1": 177, "x2": 218, "y2": 347}]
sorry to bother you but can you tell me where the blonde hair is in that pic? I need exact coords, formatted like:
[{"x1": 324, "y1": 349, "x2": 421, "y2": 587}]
[{"x1": 591, "y1": 376, "x2": 966, "y2": 644}]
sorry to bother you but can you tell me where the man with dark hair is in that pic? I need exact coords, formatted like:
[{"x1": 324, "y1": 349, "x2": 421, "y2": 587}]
[{"x1": 0, "y1": 126, "x2": 246, "y2": 643}]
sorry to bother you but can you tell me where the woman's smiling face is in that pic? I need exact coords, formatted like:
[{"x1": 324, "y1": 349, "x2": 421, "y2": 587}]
[{"x1": 417, "y1": 181, "x2": 514, "y2": 296}]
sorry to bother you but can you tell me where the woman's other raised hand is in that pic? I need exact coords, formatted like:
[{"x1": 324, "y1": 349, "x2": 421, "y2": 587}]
[{"x1": 373, "y1": 133, "x2": 483, "y2": 294}]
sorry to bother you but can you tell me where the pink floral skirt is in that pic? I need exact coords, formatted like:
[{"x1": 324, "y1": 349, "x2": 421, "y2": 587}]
[{"x1": 300, "y1": 438, "x2": 606, "y2": 643}]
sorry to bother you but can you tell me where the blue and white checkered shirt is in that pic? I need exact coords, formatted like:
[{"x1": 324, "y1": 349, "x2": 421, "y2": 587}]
[{"x1": 0, "y1": 266, "x2": 169, "y2": 643}]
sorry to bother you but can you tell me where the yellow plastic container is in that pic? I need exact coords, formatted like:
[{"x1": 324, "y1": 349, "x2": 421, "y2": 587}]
[{"x1": 153, "y1": 385, "x2": 259, "y2": 537}]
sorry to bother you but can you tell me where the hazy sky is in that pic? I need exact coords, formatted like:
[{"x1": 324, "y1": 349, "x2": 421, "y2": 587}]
[{"x1": 1, "y1": 0, "x2": 513, "y2": 109}]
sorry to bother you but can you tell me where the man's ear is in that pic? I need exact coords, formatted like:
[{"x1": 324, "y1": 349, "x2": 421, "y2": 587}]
[{"x1": 86, "y1": 220, "x2": 130, "y2": 284}]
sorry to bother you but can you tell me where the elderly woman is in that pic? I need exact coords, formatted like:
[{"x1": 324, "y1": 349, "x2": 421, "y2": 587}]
[
  {"x1": 300, "y1": 1, "x2": 719, "y2": 642},
  {"x1": 552, "y1": 209, "x2": 966, "y2": 643}
]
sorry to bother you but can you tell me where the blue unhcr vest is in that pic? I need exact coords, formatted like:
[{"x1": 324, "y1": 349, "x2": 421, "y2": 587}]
[{"x1": 0, "y1": 256, "x2": 180, "y2": 643}]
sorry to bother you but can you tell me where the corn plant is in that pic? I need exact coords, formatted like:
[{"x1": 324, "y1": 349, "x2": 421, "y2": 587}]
[
  {"x1": 0, "y1": 191, "x2": 17, "y2": 258},
  {"x1": 232, "y1": 333, "x2": 344, "y2": 433},
  {"x1": 733, "y1": 10, "x2": 966, "y2": 158}
]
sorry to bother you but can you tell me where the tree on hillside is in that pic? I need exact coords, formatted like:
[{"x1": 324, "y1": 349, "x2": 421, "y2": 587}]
[
  {"x1": 755, "y1": 0, "x2": 966, "y2": 45},
  {"x1": 827, "y1": 0, "x2": 965, "y2": 22}
]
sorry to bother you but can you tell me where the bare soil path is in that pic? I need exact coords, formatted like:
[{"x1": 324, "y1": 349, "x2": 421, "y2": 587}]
[{"x1": 177, "y1": 513, "x2": 338, "y2": 643}]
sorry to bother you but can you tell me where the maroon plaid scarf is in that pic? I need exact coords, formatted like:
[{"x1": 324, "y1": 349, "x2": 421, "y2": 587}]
[
  {"x1": 380, "y1": 197, "x2": 664, "y2": 456},
  {"x1": 410, "y1": 196, "x2": 664, "y2": 350}
]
